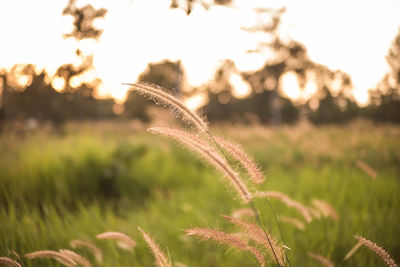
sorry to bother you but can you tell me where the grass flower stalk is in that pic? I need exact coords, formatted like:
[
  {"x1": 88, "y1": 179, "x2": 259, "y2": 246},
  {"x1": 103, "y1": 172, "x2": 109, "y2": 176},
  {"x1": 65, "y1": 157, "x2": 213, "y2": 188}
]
[
  {"x1": 138, "y1": 227, "x2": 171, "y2": 267},
  {"x1": 96, "y1": 231, "x2": 137, "y2": 251},
  {"x1": 148, "y1": 126, "x2": 252, "y2": 203},
  {"x1": 59, "y1": 249, "x2": 92, "y2": 267},
  {"x1": 123, "y1": 82, "x2": 208, "y2": 132},
  {"x1": 69, "y1": 240, "x2": 103, "y2": 264},
  {"x1": 25, "y1": 250, "x2": 77, "y2": 266},
  {"x1": 354, "y1": 235, "x2": 398, "y2": 267},
  {"x1": 185, "y1": 227, "x2": 265, "y2": 267},
  {"x1": 307, "y1": 252, "x2": 334, "y2": 267},
  {"x1": 0, "y1": 257, "x2": 21, "y2": 267}
]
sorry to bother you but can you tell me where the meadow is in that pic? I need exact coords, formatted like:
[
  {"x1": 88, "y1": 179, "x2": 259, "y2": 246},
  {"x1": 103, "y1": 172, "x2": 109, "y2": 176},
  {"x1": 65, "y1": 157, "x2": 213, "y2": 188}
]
[{"x1": 0, "y1": 118, "x2": 399, "y2": 266}]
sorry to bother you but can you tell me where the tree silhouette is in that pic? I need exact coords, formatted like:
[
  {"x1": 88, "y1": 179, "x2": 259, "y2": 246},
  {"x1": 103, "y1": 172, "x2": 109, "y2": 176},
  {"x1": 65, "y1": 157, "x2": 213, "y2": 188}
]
[
  {"x1": 63, "y1": 0, "x2": 107, "y2": 40},
  {"x1": 0, "y1": 1, "x2": 114, "y2": 126},
  {"x1": 124, "y1": 60, "x2": 184, "y2": 120},
  {"x1": 201, "y1": 8, "x2": 355, "y2": 124},
  {"x1": 367, "y1": 28, "x2": 400, "y2": 123}
]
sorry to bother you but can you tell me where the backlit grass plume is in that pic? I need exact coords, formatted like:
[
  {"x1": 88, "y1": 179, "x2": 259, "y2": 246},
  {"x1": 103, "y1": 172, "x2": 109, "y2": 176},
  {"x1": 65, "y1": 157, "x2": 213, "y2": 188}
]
[
  {"x1": 307, "y1": 252, "x2": 334, "y2": 267},
  {"x1": 0, "y1": 256, "x2": 21, "y2": 267},
  {"x1": 148, "y1": 126, "x2": 251, "y2": 203},
  {"x1": 69, "y1": 239, "x2": 103, "y2": 264},
  {"x1": 280, "y1": 216, "x2": 305, "y2": 230},
  {"x1": 231, "y1": 208, "x2": 254, "y2": 219},
  {"x1": 123, "y1": 82, "x2": 208, "y2": 132},
  {"x1": 214, "y1": 136, "x2": 265, "y2": 184},
  {"x1": 96, "y1": 231, "x2": 137, "y2": 251},
  {"x1": 255, "y1": 191, "x2": 312, "y2": 223},
  {"x1": 138, "y1": 227, "x2": 171, "y2": 267},
  {"x1": 185, "y1": 227, "x2": 265, "y2": 267},
  {"x1": 59, "y1": 249, "x2": 92, "y2": 267},
  {"x1": 354, "y1": 235, "x2": 398, "y2": 267},
  {"x1": 311, "y1": 198, "x2": 339, "y2": 221},
  {"x1": 25, "y1": 250, "x2": 77, "y2": 266},
  {"x1": 222, "y1": 215, "x2": 285, "y2": 266}
]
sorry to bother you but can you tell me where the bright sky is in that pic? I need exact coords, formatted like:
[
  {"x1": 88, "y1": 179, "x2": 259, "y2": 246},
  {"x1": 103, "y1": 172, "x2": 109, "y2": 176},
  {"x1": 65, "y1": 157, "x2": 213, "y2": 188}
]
[{"x1": 1, "y1": 0, "x2": 399, "y2": 105}]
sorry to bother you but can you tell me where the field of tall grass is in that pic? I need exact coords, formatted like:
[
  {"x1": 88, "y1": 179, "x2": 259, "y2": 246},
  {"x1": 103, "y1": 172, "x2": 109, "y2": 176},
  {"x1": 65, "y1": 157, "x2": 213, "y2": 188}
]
[{"x1": 1, "y1": 88, "x2": 399, "y2": 266}]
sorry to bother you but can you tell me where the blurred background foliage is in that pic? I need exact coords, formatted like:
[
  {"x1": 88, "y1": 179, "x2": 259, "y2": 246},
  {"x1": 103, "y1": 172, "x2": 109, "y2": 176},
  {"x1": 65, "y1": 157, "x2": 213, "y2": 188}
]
[{"x1": 0, "y1": 0, "x2": 399, "y2": 129}]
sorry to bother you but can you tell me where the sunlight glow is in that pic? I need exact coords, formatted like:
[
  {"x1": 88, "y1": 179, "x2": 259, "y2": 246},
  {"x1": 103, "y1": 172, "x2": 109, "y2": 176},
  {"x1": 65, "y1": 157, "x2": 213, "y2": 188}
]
[
  {"x1": 281, "y1": 72, "x2": 301, "y2": 99},
  {"x1": 52, "y1": 77, "x2": 66, "y2": 92},
  {"x1": 0, "y1": 0, "x2": 399, "y2": 105},
  {"x1": 184, "y1": 92, "x2": 208, "y2": 111},
  {"x1": 229, "y1": 74, "x2": 251, "y2": 99}
]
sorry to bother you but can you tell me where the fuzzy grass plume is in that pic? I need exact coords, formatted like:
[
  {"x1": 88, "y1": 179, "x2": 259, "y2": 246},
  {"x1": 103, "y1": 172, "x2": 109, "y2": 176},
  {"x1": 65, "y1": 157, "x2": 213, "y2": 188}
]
[
  {"x1": 138, "y1": 227, "x2": 171, "y2": 267},
  {"x1": 148, "y1": 126, "x2": 251, "y2": 203},
  {"x1": 96, "y1": 231, "x2": 137, "y2": 251},
  {"x1": 124, "y1": 82, "x2": 208, "y2": 132},
  {"x1": 255, "y1": 191, "x2": 312, "y2": 223},
  {"x1": 25, "y1": 250, "x2": 77, "y2": 266},
  {"x1": 354, "y1": 235, "x2": 398, "y2": 267},
  {"x1": 279, "y1": 216, "x2": 305, "y2": 230},
  {"x1": 0, "y1": 256, "x2": 21, "y2": 267},
  {"x1": 69, "y1": 239, "x2": 103, "y2": 264},
  {"x1": 356, "y1": 160, "x2": 378, "y2": 179},
  {"x1": 185, "y1": 227, "x2": 265, "y2": 267},
  {"x1": 311, "y1": 198, "x2": 339, "y2": 220},
  {"x1": 222, "y1": 215, "x2": 285, "y2": 266},
  {"x1": 59, "y1": 249, "x2": 92, "y2": 267},
  {"x1": 307, "y1": 252, "x2": 334, "y2": 267},
  {"x1": 214, "y1": 136, "x2": 265, "y2": 184},
  {"x1": 231, "y1": 208, "x2": 254, "y2": 219}
]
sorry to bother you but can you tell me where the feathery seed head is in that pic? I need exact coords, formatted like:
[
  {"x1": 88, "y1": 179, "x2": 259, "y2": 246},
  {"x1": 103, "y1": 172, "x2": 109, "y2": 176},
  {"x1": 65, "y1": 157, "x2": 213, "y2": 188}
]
[
  {"x1": 25, "y1": 250, "x2": 77, "y2": 266},
  {"x1": 255, "y1": 191, "x2": 312, "y2": 223},
  {"x1": 0, "y1": 257, "x2": 21, "y2": 267},
  {"x1": 307, "y1": 252, "x2": 335, "y2": 267},
  {"x1": 185, "y1": 227, "x2": 265, "y2": 267},
  {"x1": 214, "y1": 136, "x2": 265, "y2": 184},
  {"x1": 354, "y1": 235, "x2": 398, "y2": 267},
  {"x1": 148, "y1": 126, "x2": 252, "y2": 203},
  {"x1": 138, "y1": 227, "x2": 171, "y2": 267},
  {"x1": 124, "y1": 82, "x2": 208, "y2": 132},
  {"x1": 69, "y1": 240, "x2": 102, "y2": 264},
  {"x1": 59, "y1": 249, "x2": 92, "y2": 267},
  {"x1": 311, "y1": 198, "x2": 339, "y2": 220},
  {"x1": 96, "y1": 231, "x2": 137, "y2": 251},
  {"x1": 222, "y1": 215, "x2": 285, "y2": 266}
]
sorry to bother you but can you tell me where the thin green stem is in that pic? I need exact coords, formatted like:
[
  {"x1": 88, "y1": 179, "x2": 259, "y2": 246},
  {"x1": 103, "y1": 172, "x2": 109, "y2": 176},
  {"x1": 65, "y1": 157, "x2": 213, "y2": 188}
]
[
  {"x1": 249, "y1": 200, "x2": 281, "y2": 266},
  {"x1": 267, "y1": 197, "x2": 291, "y2": 267}
]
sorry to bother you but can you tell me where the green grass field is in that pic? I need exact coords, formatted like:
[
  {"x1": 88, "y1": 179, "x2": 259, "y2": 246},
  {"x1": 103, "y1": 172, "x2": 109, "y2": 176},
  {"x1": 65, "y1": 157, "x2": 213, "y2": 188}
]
[{"x1": 1, "y1": 121, "x2": 399, "y2": 266}]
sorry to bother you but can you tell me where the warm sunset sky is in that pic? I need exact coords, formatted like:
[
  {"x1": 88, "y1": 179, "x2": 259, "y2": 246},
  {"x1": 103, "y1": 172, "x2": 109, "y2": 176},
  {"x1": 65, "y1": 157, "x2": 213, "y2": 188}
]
[{"x1": 1, "y1": 0, "x2": 399, "y2": 105}]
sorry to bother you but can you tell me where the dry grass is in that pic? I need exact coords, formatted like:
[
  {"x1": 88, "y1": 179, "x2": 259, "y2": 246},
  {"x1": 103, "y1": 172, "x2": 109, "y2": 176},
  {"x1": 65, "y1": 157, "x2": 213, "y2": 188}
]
[
  {"x1": 185, "y1": 227, "x2": 265, "y2": 267},
  {"x1": 222, "y1": 215, "x2": 285, "y2": 266},
  {"x1": 279, "y1": 216, "x2": 305, "y2": 231},
  {"x1": 96, "y1": 231, "x2": 137, "y2": 251},
  {"x1": 69, "y1": 240, "x2": 103, "y2": 264},
  {"x1": 307, "y1": 252, "x2": 334, "y2": 267},
  {"x1": 255, "y1": 191, "x2": 313, "y2": 223},
  {"x1": 0, "y1": 256, "x2": 21, "y2": 267},
  {"x1": 356, "y1": 160, "x2": 378, "y2": 179},
  {"x1": 138, "y1": 227, "x2": 171, "y2": 267},
  {"x1": 354, "y1": 235, "x2": 398, "y2": 267},
  {"x1": 214, "y1": 136, "x2": 265, "y2": 184},
  {"x1": 59, "y1": 250, "x2": 92, "y2": 267},
  {"x1": 311, "y1": 198, "x2": 339, "y2": 221},
  {"x1": 148, "y1": 126, "x2": 252, "y2": 203},
  {"x1": 25, "y1": 250, "x2": 77, "y2": 266},
  {"x1": 124, "y1": 82, "x2": 208, "y2": 132}
]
